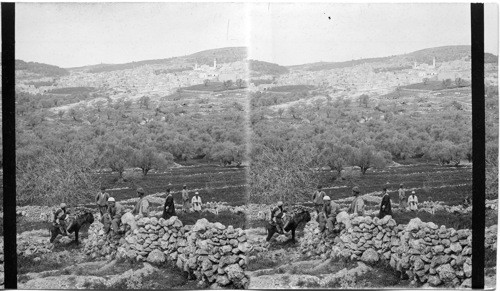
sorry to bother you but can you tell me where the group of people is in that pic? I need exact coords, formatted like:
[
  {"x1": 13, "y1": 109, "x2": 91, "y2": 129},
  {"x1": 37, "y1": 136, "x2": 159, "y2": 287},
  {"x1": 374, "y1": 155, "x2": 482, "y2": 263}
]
[
  {"x1": 181, "y1": 185, "x2": 203, "y2": 213},
  {"x1": 309, "y1": 184, "x2": 423, "y2": 234},
  {"x1": 398, "y1": 184, "x2": 419, "y2": 211},
  {"x1": 94, "y1": 185, "x2": 207, "y2": 235}
]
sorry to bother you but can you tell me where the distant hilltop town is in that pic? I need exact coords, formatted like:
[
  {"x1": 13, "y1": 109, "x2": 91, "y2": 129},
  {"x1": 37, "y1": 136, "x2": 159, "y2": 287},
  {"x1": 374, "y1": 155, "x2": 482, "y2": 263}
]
[{"x1": 11, "y1": 46, "x2": 498, "y2": 99}]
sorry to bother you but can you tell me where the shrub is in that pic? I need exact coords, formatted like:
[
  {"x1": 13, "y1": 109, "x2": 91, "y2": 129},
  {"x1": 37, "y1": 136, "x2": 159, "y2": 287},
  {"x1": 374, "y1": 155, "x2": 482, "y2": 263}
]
[{"x1": 17, "y1": 144, "x2": 99, "y2": 206}]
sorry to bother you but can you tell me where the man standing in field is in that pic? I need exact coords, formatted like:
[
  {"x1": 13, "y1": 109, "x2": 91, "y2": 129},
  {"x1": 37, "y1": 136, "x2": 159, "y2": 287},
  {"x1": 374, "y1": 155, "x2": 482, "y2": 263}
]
[
  {"x1": 107, "y1": 197, "x2": 126, "y2": 235},
  {"x1": 398, "y1": 184, "x2": 407, "y2": 212},
  {"x1": 408, "y1": 191, "x2": 418, "y2": 211},
  {"x1": 95, "y1": 186, "x2": 110, "y2": 218},
  {"x1": 132, "y1": 187, "x2": 149, "y2": 217},
  {"x1": 182, "y1": 185, "x2": 191, "y2": 213},
  {"x1": 378, "y1": 188, "x2": 392, "y2": 218},
  {"x1": 192, "y1": 191, "x2": 202, "y2": 212},
  {"x1": 312, "y1": 185, "x2": 325, "y2": 214},
  {"x1": 348, "y1": 186, "x2": 365, "y2": 216},
  {"x1": 163, "y1": 188, "x2": 175, "y2": 219}
]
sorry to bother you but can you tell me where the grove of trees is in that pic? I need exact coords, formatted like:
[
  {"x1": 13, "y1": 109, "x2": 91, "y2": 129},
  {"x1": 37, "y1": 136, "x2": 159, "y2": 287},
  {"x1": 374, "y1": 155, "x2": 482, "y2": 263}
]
[{"x1": 15, "y1": 90, "x2": 247, "y2": 205}]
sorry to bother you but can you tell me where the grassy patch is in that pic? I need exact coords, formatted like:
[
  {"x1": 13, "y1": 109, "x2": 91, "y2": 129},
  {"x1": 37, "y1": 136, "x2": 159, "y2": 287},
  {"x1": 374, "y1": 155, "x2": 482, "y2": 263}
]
[
  {"x1": 87, "y1": 261, "x2": 197, "y2": 289},
  {"x1": 403, "y1": 81, "x2": 470, "y2": 91},
  {"x1": 356, "y1": 260, "x2": 404, "y2": 288},
  {"x1": 247, "y1": 255, "x2": 282, "y2": 271},
  {"x1": 46, "y1": 87, "x2": 96, "y2": 94},
  {"x1": 181, "y1": 82, "x2": 245, "y2": 92},
  {"x1": 17, "y1": 254, "x2": 65, "y2": 275},
  {"x1": 266, "y1": 85, "x2": 315, "y2": 93}
]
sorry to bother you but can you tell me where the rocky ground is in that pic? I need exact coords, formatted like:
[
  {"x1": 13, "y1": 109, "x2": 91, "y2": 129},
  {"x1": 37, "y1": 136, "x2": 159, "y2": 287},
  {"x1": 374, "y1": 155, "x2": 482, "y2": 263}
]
[
  {"x1": 16, "y1": 228, "x2": 223, "y2": 289},
  {"x1": 245, "y1": 226, "x2": 410, "y2": 289}
]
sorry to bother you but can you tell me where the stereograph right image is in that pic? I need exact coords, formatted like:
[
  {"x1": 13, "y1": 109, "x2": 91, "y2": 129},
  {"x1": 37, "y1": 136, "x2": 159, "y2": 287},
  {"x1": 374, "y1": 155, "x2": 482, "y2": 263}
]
[
  {"x1": 12, "y1": 2, "x2": 498, "y2": 290},
  {"x1": 245, "y1": 3, "x2": 498, "y2": 289}
]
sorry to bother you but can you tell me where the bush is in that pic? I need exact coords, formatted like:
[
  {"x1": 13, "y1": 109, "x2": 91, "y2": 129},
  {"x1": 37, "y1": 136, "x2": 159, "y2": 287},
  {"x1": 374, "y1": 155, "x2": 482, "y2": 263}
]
[{"x1": 17, "y1": 144, "x2": 99, "y2": 206}]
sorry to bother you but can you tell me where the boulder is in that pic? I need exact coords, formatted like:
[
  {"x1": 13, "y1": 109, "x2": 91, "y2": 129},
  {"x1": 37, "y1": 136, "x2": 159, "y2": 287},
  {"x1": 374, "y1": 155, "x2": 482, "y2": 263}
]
[
  {"x1": 224, "y1": 263, "x2": 245, "y2": 282},
  {"x1": 193, "y1": 219, "x2": 211, "y2": 232},
  {"x1": 449, "y1": 242, "x2": 462, "y2": 253},
  {"x1": 237, "y1": 242, "x2": 250, "y2": 253},
  {"x1": 436, "y1": 264, "x2": 456, "y2": 282},
  {"x1": 336, "y1": 211, "x2": 351, "y2": 229},
  {"x1": 216, "y1": 275, "x2": 230, "y2": 286},
  {"x1": 360, "y1": 248, "x2": 379, "y2": 263},
  {"x1": 427, "y1": 275, "x2": 442, "y2": 286},
  {"x1": 463, "y1": 263, "x2": 472, "y2": 277},
  {"x1": 213, "y1": 222, "x2": 226, "y2": 230},
  {"x1": 121, "y1": 212, "x2": 137, "y2": 231},
  {"x1": 147, "y1": 249, "x2": 166, "y2": 264}
]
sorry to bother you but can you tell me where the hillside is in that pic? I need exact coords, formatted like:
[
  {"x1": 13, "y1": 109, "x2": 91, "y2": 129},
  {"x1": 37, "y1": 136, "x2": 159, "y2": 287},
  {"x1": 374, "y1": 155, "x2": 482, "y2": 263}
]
[
  {"x1": 66, "y1": 47, "x2": 247, "y2": 74},
  {"x1": 288, "y1": 56, "x2": 392, "y2": 71},
  {"x1": 289, "y1": 45, "x2": 498, "y2": 71},
  {"x1": 181, "y1": 46, "x2": 247, "y2": 65},
  {"x1": 15, "y1": 60, "x2": 69, "y2": 77},
  {"x1": 248, "y1": 59, "x2": 289, "y2": 76}
]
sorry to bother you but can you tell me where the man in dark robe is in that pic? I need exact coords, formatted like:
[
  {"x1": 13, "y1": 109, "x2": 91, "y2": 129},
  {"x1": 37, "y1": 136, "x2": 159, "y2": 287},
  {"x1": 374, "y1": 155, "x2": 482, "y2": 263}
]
[
  {"x1": 163, "y1": 188, "x2": 176, "y2": 219},
  {"x1": 378, "y1": 187, "x2": 392, "y2": 218}
]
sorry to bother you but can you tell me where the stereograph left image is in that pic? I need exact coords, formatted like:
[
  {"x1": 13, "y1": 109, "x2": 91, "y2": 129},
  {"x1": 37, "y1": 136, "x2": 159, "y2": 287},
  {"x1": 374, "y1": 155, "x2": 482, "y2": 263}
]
[
  {"x1": 14, "y1": 2, "x2": 250, "y2": 289},
  {"x1": 9, "y1": 2, "x2": 499, "y2": 290}
]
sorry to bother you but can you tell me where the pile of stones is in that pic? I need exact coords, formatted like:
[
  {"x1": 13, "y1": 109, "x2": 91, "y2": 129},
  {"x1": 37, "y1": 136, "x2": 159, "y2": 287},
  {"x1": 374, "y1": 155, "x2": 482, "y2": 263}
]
[
  {"x1": 300, "y1": 212, "x2": 477, "y2": 288},
  {"x1": 17, "y1": 230, "x2": 56, "y2": 256},
  {"x1": 83, "y1": 216, "x2": 249, "y2": 288},
  {"x1": 83, "y1": 222, "x2": 125, "y2": 261}
]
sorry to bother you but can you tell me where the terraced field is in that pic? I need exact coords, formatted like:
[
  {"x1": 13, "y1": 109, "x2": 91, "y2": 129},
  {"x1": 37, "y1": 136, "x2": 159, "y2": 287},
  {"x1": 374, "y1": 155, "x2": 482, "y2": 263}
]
[
  {"x1": 316, "y1": 161, "x2": 471, "y2": 206},
  {"x1": 98, "y1": 163, "x2": 248, "y2": 206}
]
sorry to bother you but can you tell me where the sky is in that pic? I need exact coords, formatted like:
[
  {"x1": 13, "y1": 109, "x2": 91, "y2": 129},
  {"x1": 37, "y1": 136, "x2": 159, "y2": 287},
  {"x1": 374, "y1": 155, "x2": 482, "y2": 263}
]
[{"x1": 15, "y1": 2, "x2": 499, "y2": 68}]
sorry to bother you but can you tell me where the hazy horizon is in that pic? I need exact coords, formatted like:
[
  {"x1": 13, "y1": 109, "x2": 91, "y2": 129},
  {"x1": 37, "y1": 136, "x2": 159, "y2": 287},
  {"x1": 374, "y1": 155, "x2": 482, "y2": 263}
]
[{"x1": 15, "y1": 3, "x2": 498, "y2": 68}]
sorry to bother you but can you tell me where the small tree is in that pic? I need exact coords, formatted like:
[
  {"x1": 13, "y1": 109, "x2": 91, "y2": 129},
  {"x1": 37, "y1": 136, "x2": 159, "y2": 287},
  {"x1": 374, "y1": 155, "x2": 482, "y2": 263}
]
[
  {"x1": 455, "y1": 77, "x2": 463, "y2": 87},
  {"x1": 131, "y1": 147, "x2": 173, "y2": 176},
  {"x1": 58, "y1": 110, "x2": 65, "y2": 120},
  {"x1": 223, "y1": 80, "x2": 233, "y2": 89},
  {"x1": 204, "y1": 79, "x2": 210, "y2": 87},
  {"x1": 124, "y1": 100, "x2": 133, "y2": 109},
  {"x1": 442, "y1": 79, "x2": 453, "y2": 89},
  {"x1": 236, "y1": 79, "x2": 244, "y2": 88},
  {"x1": 319, "y1": 145, "x2": 353, "y2": 179},
  {"x1": 359, "y1": 94, "x2": 370, "y2": 108},
  {"x1": 69, "y1": 108, "x2": 81, "y2": 121},
  {"x1": 350, "y1": 145, "x2": 391, "y2": 175},
  {"x1": 422, "y1": 78, "x2": 429, "y2": 85},
  {"x1": 139, "y1": 96, "x2": 151, "y2": 109},
  {"x1": 100, "y1": 144, "x2": 134, "y2": 179},
  {"x1": 277, "y1": 108, "x2": 285, "y2": 118}
]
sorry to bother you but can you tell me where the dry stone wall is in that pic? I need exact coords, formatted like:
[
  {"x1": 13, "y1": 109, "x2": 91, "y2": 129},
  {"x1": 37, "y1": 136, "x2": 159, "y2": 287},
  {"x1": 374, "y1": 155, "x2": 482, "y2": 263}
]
[
  {"x1": 300, "y1": 211, "x2": 482, "y2": 288},
  {"x1": 83, "y1": 215, "x2": 249, "y2": 288}
]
